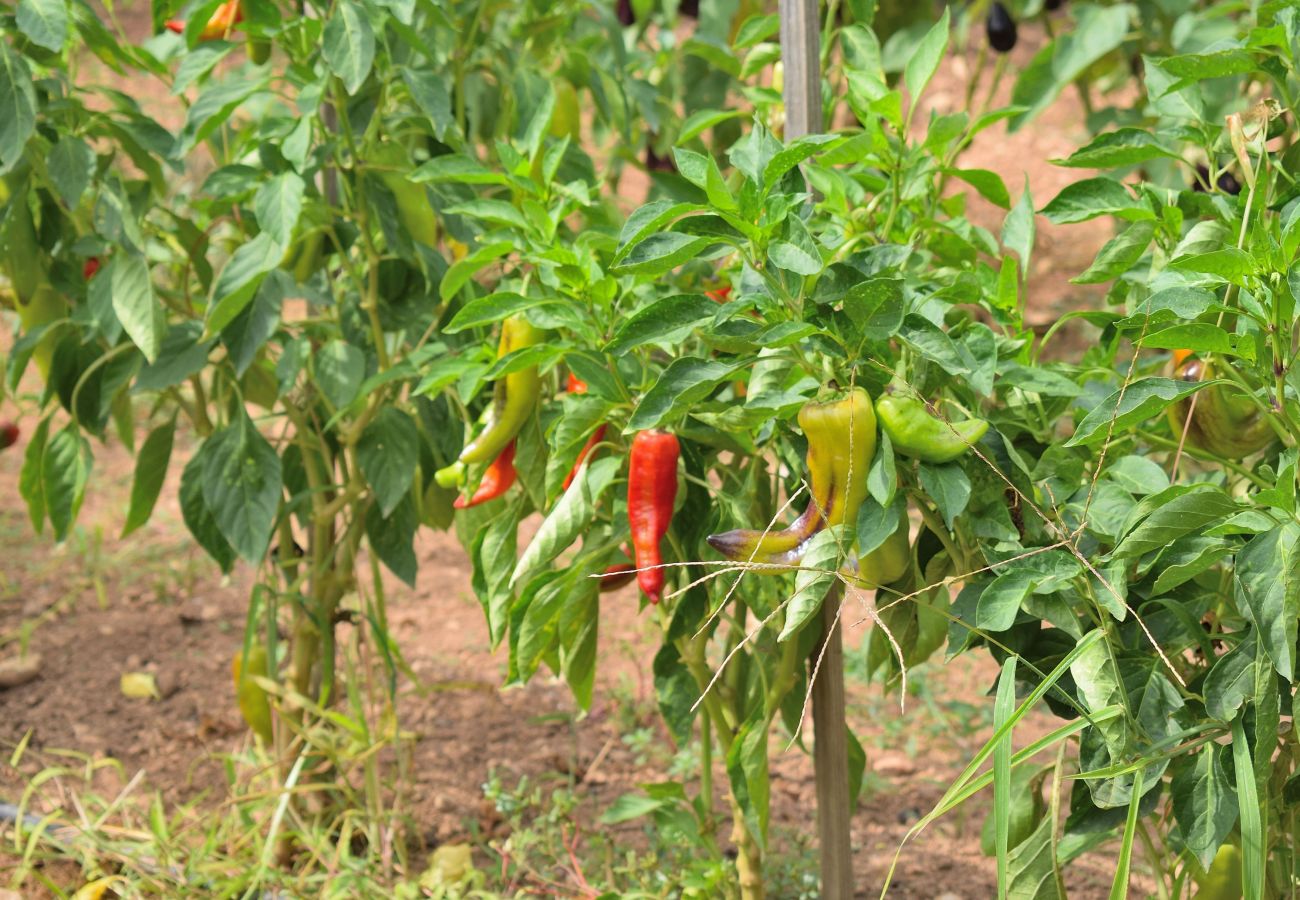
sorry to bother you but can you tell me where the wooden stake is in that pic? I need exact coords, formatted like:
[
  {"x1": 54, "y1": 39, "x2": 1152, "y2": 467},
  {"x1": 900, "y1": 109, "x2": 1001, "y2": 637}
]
[{"x1": 780, "y1": 2, "x2": 853, "y2": 895}]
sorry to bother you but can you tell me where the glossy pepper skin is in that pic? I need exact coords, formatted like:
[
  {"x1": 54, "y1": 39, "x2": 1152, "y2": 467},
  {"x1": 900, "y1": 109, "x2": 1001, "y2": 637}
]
[
  {"x1": 986, "y1": 2, "x2": 1017, "y2": 53},
  {"x1": 370, "y1": 142, "x2": 439, "y2": 248},
  {"x1": 454, "y1": 441, "x2": 517, "y2": 508},
  {"x1": 454, "y1": 316, "x2": 543, "y2": 468},
  {"x1": 1167, "y1": 354, "x2": 1273, "y2": 458},
  {"x1": 599, "y1": 562, "x2": 638, "y2": 592},
  {"x1": 707, "y1": 388, "x2": 876, "y2": 568},
  {"x1": 857, "y1": 517, "x2": 910, "y2": 587},
  {"x1": 563, "y1": 374, "x2": 607, "y2": 491},
  {"x1": 628, "y1": 431, "x2": 680, "y2": 603},
  {"x1": 166, "y1": 0, "x2": 243, "y2": 40},
  {"x1": 232, "y1": 644, "x2": 274, "y2": 744},
  {"x1": 876, "y1": 383, "x2": 988, "y2": 464}
]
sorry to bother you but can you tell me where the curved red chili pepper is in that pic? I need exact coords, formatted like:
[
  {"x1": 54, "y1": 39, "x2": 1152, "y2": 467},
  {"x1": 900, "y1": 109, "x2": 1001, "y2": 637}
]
[
  {"x1": 627, "y1": 430, "x2": 679, "y2": 603},
  {"x1": 83, "y1": 257, "x2": 101, "y2": 280},
  {"x1": 453, "y1": 441, "x2": 517, "y2": 509},
  {"x1": 562, "y1": 373, "x2": 606, "y2": 491},
  {"x1": 706, "y1": 284, "x2": 732, "y2": 303}
]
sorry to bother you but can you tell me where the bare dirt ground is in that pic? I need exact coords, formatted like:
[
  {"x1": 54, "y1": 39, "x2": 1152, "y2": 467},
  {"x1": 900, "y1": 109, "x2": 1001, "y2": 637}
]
[{"x1": 0, "y1": 5, "x2": 1130, "y2": 898}]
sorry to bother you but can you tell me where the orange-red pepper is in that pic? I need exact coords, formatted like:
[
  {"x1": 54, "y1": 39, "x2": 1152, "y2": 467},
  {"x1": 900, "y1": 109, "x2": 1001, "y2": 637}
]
[
  {"x1": 83, "y1": 257, "x2": 100, "y2": 280},
  {"x1": 627, "y1": 430, "x2": 679, "y2": 603},
  {"x1": 166, "y1": 0, "x2": 242, "y2": 40},
  {"x1": 453, "y1": 441, "x2": 517, "y2": 509},
  {"x1": 563, "y1": 374, "x2": 607, "y2": 491}
]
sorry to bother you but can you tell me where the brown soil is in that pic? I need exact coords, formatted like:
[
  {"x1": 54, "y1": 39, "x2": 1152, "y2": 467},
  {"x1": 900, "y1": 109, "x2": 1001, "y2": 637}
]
[{"x1": 0, "y1": 5, "x2": 1131, "y2": 899}]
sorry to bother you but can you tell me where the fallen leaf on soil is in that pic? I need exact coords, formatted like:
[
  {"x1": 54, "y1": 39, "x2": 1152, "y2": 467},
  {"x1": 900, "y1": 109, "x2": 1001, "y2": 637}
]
[
  {"x1": 120, "y1": 672, "x2": 160, "y2": 700},
  {"x1": 0, "y1": 653, "x2": 42, "y2": 690},
  {"x1": 73, "y1": 877, "x2": 125, "y2": 900}
]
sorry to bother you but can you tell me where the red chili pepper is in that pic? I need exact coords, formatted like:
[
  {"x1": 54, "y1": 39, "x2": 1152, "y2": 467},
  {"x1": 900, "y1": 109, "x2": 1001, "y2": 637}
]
[
  {"x1": 562, "y1": 374, "x2": 607, "y2": 491},
  {"x1": 166, "y1": 0, "x2": 243, "y2": 40},
  {"x1": 598, "y1": 562, "x2": 637, "y2": 592},
  {"x1": 83, "y1": 257, "x2": 100, "y2": 280},
  {"x1": 0, "y1": 421, "x2": 19, "y2": 451},
  {"x1": 453, "y1": 441, "x2": 517, "y2": 509},
  {"x1": 706, "y1": 284, "x2": 732, "y2": 303},
  {"x1": 627, "y1": 430, "x2": 679, "y2": 603}
]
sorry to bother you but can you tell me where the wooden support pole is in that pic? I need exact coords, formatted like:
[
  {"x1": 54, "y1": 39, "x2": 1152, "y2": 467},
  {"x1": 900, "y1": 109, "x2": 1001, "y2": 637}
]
[{"x1": 780, "y1": 2, "x2": 853, "y2": 896}]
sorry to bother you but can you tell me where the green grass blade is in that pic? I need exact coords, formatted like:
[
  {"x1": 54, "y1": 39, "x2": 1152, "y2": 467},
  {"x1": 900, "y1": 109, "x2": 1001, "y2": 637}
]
[
  {"x1": 1108, "y1": 776, "x2": 1143, "y2": 900},
  {"x1": 1232, "y1": 718, "x2": 1264, "y2": 900},
  {"x1": 994, "y1": 658, "x2": 1017, "y2": 898}
]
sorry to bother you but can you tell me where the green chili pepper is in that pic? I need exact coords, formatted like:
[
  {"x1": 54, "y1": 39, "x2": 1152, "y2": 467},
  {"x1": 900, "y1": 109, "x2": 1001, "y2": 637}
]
[
  {"x1": 707, "y1": 387, "x2": 875, "y2": 568},
  {"x1": 875, "y1": 382, "x2": 988, "y2": 464}
]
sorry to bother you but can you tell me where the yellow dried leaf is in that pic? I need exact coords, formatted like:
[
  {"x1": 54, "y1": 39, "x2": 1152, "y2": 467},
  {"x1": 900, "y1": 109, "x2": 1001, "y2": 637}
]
[{"x1": 120, "y1": 672, "x2": 160, "y2": 700}]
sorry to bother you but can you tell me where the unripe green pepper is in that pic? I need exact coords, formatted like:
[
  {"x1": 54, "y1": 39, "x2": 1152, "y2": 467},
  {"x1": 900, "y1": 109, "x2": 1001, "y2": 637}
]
[
  {"x1": 17, "y1": 283, "x2": 68, "y2": 379},
  {"x1": 437, "y1": 316, "x2": 543, "y2": 484},
  {"x1": 1167, "y1": 353, "x2": 1272, "y2": 459},
  {"x1": 1193, "y1": 843, "x2": 1242, "y2": 900},
  {"x1": 857, "y1": 516, "x2": 909, "y2": 587},
  {"x1": 370, "y1": 142, "x2": 439, "y2": 248},
  {"x1": 232, "y1": 644, "x2": 274, "y2": 744},
  {"x1": 875, "y1": 382, "x2": 988, "y2": 464}
]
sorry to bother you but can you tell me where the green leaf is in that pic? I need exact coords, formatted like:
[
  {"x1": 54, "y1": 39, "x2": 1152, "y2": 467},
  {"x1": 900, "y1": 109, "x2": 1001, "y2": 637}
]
[
  {"x1": 1138, "y1": 323, "x2": 1253, "y2": 359},
  {"x1": 122, "y1": 419, "x2": 175, "y2": 538},
  {"x1": 762, "y1": 134, "x2": 842, "y2": 191},
  {"x1": 366, "y1": 492, "x2": 419, "y2": 586},
  {"x1": 313, "y1": 340, "x2": 366, "y2": 410},
  {"x1": 627, "y1": 357, "x2": 751, "y2": 430},
  {"x1": 1203, "y1": 635, "x2": 1256, "y2": 722},
  {"x1": 613, "y1": 201, "x2": 704, "y2": 264},
  {"x1": 111, "y1": 254, "x2": 165, "y2": 363},
  {"x1": 653, "y1": 641, "x2": 698, "y2": 744},
  {"x1": 1169, "y1": 248, "x2": 1257, "y2": 285},
  {"x1": 726, "y1": 712, "x2": 770, "y2": 847},
  {"x1": 254, "y1": 172, "x2": 305, "y2": 248},
  {"x1": 1235, "y1": 522, "x2": 1300, "y2": 679},
  {"x1": 1041, "y1": 177, "x2": 1148, "y2": 224},
  {"x1": 975, "y1": 570, "x2": 1034, "y2": 632},
  {"x1": 47, "y1": 137, "x2": 94, "y2": 208},
  {"x1": 439, "y1": 241, "x2": 513, "y2": 301},
  {"x1": 199, "y1": 414, "x2": 283, "y2": 563},
  {"x1": 605, "y1": 293, "x2": 718, "y2": 355},
  {"x1": 1071, "y1": 219, "x2": 1154, "y2": 284},
  {"x1": 179, "y1": 451, "x2": 236, "y2": 573},
  {"x1": 1006, "y1": 813, "x2": 1065, "y2": 898},
  {"x1": 17, "y1": 0, "x2": 69, "y2": 51},
  {"x1": 611, "y1": 232, "x2": 716, "y2": 277},
  {"x1": 42, "y1": 424, "x2": 91, "y2": 542},
  {"x1": 445, "y1": 292, "x2": 553, "y2": 334},
  {"x1": 400, "y1": 68, "x2": 453, "y2": 140},
  {"x1": 841, "y1": 278, "x2": 905, "y2": 341},
  {"x1": 207, "y1": 233, "x2": 282, "y2": 334},
  {"x1": 178, "y1": 77, "x2": 268, "y2": 155},
  {"x1": 410, "y1": 154, "x2": 508, "y2": 186},
  {"x1": 1114, "y1": 486, "x2": 1239, "y2": 558},
  {"x1": 1008, "y1": 4, "x2": 1132, "y2": 130},
  {"x1": 903, "y1": 7, "x2": 950, "y2": 105},
  {"x1": 357, "y1": 408, "x2": 420, "y2": 518},
  {"x1": 19, "y1": 417, "x2": 49, "y2": 533},
  {"x1": 323, "y1": 1, "x2": 375, "y2": 94},
  {"x1": 1054, "y1": 128, "x2": 1180, "y2": 169},
  {"x1": 0, "y1": 44, "x2": 37, "y2": 172},
  {"x1": 781, "y1": 527, "x2": 851, "y2": 641},
  {"x1": 918, "y1": 462, "x2": 970, "y2": 529},
  {"x1": 1001, "y1": 181, "x2": 1035, "y2": 278},
  {"x1": 950, "y1": 168, "x2": 1010, "y2": 209},
  {"x1": 1065, "y1": 376, "x2": 1207, "y2": 446},
  {"x1": 511, "y1": 455, "x2": 621, "y2": 584}
]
